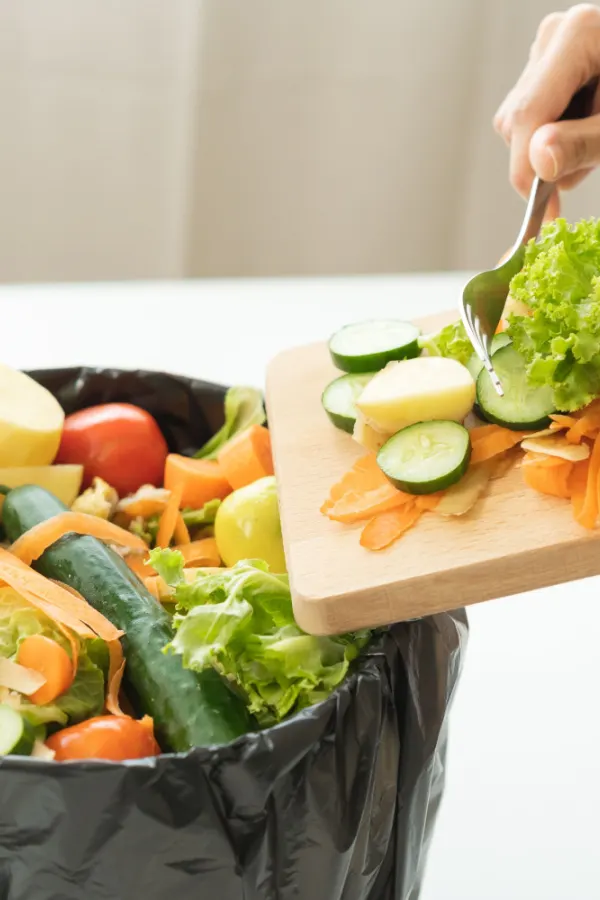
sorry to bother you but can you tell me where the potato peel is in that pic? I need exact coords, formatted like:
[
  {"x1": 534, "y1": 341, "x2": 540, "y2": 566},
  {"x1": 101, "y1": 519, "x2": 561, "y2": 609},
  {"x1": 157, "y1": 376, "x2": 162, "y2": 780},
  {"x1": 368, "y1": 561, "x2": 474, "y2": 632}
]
[
  {"x1": 521, "y1": 434, "x2": 590, "y2": 462},
  {"x1": 434, "y1": 461, "x2": 495, "y2": 517}
]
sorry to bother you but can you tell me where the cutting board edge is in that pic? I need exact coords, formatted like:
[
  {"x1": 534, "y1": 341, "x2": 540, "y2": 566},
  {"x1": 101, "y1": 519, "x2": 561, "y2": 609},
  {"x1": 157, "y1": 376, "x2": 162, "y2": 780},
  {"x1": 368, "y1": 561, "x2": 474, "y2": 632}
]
[{"x1": 289, "y1": 534, "x2": 600, "y2": 635}]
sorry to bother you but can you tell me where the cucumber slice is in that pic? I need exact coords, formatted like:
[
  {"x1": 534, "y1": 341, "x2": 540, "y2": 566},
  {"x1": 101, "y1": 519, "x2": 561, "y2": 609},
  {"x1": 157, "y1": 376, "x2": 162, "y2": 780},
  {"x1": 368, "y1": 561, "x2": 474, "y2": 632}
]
[
  {"x1": 0, "y1": 704, "x2": 36, "y2": 756},
  {"x1": 329, "y1": 320, "x2": 420, "y2": 373},
  {"x1": 377, "y1": 420, "x2": 471, "y2": 495},
  {"x1": 477, "y1": 344, "x2": 555, "y2": 430},
  {"x1": 321, "y1": 373, "x2": 374, "y2": 433},
  {"x1": 466, "y1": 332, "x2": 512, "y2": 381}
]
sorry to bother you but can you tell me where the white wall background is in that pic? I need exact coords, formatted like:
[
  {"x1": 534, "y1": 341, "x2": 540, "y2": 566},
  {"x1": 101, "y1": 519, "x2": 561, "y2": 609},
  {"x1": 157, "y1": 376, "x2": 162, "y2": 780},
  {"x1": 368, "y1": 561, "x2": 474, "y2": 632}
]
[{"x1": 1, "y1": 0, "x2": 599, "y2": 282}]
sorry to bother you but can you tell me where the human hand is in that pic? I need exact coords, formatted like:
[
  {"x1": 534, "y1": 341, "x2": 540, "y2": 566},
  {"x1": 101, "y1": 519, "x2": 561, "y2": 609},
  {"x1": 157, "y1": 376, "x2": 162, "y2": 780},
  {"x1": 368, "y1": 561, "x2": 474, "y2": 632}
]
[{"x1": 494, "y1": 4, "x2": 600, "y2": 217}]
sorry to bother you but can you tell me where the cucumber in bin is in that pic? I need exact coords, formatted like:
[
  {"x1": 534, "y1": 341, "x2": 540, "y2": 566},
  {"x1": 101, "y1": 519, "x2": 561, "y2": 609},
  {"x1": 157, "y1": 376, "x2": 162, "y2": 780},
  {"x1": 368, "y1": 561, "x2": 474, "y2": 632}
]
[
  {"x1": 0, "y1": 704, "x2": 36, "y2": 756},
  {"x1": 2, "y1": 485, "x2": 253, "y2": 753}
]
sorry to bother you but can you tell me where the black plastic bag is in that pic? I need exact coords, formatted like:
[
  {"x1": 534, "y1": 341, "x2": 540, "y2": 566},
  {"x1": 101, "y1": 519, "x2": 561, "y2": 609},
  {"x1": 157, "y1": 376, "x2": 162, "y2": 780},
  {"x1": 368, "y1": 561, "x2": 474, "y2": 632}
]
[{"x1": 0, "y1": 367, "x2": 468, "y2": 900}]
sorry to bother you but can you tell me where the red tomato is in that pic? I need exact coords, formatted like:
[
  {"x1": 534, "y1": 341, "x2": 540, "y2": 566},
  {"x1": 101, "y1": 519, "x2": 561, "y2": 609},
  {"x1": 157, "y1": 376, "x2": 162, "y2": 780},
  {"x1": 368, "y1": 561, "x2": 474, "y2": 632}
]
[
  {"x1": 46, "y1": 715, "x2": 160, "y2": 762},
  {"x1": 55, "y1": 403, "x2": 168, "y2": 496}
]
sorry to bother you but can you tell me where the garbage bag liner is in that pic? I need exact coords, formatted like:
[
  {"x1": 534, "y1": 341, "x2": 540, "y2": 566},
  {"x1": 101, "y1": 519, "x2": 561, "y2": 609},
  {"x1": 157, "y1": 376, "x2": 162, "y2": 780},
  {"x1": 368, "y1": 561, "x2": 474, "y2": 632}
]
[{"x1": 0, "y1": 367, "x2": 468, "y2": 900}]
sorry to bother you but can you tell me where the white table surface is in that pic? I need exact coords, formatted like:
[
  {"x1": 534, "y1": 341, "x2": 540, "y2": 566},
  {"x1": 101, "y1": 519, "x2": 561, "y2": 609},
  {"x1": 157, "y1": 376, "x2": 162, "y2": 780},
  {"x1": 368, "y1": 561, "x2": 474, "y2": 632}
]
[{"x1": 4, "y1": 276, "x2": 600, "y2": 900}]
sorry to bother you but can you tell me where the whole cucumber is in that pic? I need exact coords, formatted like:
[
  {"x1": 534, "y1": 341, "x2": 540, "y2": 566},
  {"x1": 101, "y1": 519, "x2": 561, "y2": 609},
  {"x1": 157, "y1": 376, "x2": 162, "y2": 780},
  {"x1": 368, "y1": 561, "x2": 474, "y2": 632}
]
[{"x1": 3, "y1": 485, "x2": 253, "y2": 752}]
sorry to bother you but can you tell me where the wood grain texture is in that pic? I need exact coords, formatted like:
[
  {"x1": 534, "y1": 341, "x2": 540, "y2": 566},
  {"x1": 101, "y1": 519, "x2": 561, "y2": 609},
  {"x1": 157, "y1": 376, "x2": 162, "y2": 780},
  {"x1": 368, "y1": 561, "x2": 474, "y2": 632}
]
[{"x1": 266, "y1": 311, "x2": 600, "y2": 635}]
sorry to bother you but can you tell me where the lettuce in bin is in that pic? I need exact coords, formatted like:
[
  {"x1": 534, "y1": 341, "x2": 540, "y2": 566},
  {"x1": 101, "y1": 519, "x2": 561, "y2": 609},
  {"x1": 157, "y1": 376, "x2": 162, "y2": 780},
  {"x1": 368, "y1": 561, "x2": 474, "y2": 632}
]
[
  {"x1": 0, "y1": 588, "x2": 106, "y2": 729},
  {"x1": 149, "y1": 549, "x2": 371, "y2": 726}
]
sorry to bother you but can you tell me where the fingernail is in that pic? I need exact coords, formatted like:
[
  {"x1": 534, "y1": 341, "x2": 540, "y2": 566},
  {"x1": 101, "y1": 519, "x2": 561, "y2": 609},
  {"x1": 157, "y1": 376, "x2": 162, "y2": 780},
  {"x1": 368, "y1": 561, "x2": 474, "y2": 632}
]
[{"x1": 545, "y1": 145, "x2": 562, "y2": 180}]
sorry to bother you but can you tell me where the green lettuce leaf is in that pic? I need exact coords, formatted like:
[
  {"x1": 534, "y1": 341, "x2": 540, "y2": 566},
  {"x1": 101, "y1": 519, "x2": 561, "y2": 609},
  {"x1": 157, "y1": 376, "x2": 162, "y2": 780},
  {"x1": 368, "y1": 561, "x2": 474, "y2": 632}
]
[
  {"x1": 194, "y1": 387, "x2": 266, "y2": 459},
  {"x1": 0, "y1": 588, "x2": 106, "y2": 728},
  {"x1": 507, "y1": 217, "x2": 600, "y2": 411},
  {"x1": 150, "y1": 552, "x2": 371, "y2": 725},
  {"x1": 150, "y1": 547, "x2": 186, "y2": 585},
  {"x1": 418, "y1": 320, "x2": 473, "y2": 366}
]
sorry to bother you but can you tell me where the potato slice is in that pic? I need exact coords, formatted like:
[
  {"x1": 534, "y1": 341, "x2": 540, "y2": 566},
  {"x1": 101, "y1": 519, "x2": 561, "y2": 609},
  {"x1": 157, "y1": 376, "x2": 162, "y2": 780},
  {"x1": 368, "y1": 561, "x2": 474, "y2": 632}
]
[
  {"x1": 0, "y1": 363, "x2": 64, "y2": 466},
  {"x1": 352, "y1": 411, "x2": 392, "y2": 452},
  {"x1": 0, "y1": 464, "x2": 83, "y2": 506},
  {"x1": 434, "y1": 462, "x2": 494, "y2": 517},
  {"x1": 356, "y1": 356, "x2": 476, "y2": 434},
  {"x1": 520, "y1": 434, "x2": 590, "y2": 461}
]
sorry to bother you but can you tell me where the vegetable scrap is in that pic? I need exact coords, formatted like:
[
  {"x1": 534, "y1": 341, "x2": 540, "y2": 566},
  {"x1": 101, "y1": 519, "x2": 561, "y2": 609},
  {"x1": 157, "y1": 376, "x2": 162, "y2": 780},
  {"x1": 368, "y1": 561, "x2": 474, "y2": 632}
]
[
  {"x1": 0, "y1": 375, "x2": 370, "y2": 763},
  {"x1": 321, "y1": 219, "x2": 600, "y2": 550}
]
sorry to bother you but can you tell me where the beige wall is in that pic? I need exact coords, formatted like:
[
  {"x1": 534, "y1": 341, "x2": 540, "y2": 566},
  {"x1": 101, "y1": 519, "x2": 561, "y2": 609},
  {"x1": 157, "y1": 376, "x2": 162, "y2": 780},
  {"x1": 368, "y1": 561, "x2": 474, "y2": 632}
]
[
  {"x1": 1, "y1": 0, "x2": 599, "y2": 282},
  {"x1": 0, "y1": 0, "x2": 201, "y2": 282}
]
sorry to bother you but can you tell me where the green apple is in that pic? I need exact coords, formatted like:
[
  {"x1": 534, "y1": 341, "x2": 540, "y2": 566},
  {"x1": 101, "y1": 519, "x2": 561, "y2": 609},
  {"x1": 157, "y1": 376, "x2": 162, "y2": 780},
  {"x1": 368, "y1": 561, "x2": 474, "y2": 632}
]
[{"x1": 214, "y1": 475, "x2": 286, "y2": 572}]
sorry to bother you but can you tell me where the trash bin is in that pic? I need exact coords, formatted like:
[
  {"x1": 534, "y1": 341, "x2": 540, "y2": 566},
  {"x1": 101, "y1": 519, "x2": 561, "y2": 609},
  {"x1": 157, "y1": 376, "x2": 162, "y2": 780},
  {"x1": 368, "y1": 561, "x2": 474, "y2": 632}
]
[{"x1": 0, "y1": 367, "x2": 468, "y2": 900}]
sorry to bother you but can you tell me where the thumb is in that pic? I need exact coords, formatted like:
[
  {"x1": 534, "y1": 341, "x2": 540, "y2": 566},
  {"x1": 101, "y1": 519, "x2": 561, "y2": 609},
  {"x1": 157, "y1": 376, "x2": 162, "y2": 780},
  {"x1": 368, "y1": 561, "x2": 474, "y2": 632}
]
[{"x1": 530, "y1": 115, "x2": 600, "y2": 182}]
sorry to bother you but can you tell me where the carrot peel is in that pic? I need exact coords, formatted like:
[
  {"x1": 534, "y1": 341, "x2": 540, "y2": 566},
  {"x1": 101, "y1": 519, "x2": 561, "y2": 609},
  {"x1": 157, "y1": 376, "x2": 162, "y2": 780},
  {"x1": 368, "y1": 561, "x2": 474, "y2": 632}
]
[
  {"x1": 156, "y1": 482, "x2": 184, "y2": 549},
  {"x1": 10, "y1": 513, "x2": 147, "y2": 567},
  {"x1": 360, "y1": 503, "x2": 423, "y2": 550}
]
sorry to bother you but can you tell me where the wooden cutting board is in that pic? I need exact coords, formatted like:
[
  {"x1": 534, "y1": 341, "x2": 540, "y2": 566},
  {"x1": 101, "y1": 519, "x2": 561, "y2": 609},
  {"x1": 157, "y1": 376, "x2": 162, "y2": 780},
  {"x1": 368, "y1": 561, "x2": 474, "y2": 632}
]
[{"x1": 266, "y1": 310, "x2": 600, "y2": 635}]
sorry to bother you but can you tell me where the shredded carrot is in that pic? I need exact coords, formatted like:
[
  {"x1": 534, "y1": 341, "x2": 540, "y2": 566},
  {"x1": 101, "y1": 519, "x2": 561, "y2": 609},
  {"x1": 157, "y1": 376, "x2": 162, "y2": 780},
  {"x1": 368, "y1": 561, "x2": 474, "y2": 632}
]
[
  {"x1": 173, "y1": 513, "x2": 190, "y2": 546},
  {"x1": 218, "y1": 425, "x2": 274, "y2": 490},
  {"x1": 360, "y1": 502, "x2": 423, "y2": 551},
  {"x1": 568, "y1": 460, "x2": 589, "y2": 522},
  {"x1": 125, "y1": 553, "x2": 152, "y2": 579},
  {"x1": 415, "y1": 493, "x2": 443, "y2": 511},
  {"x1": 0, "y1": 549, "x2": 122, "y2": 642},
  {"x1": 521, "y1": 452, "x2": 566, "y2": 468},
  {"x1": 10, "y1": 513, "x2": 147, "y2": 567},
  {"x1": 321, "y1": 454, "x2": 385, "y2": 514},
  {"x1": 470, "y1": 426, "x2": 529, "y2": 464},
  {"x1": 164, "y1": 454, "x2": 231, "y2": 509},
  {"x1": 55, "y1": 620, "x2": 80, "y2": 679},
  {"x1": 564, "y1": 412, "x2": 600, "y2": 444},
  {"x1": 156, "y1": 482, "x2": 184, "y2": 549},
  {"x1": 549, "y1": 414, "x2": 578, "y2": 431},
  {"x1": 322, "y1": 453, "x2": 413, "y2": 523},
  {"x1": 49, "y1": 580, "x2": 90, "y2": 676},
  {"x1": 579, "y1": 399, "x2": 600, "y2": 417},
  {"x1": 469, "y1": 424, "x2": 506, "y2": 442},
  {"x1": 174, "y1": 538, "x2": 220, "y2": 567},
  {"x1": 106, "y1": 640, "x2": 126, "y2": 716},
  {"x1": 17, "y1": 634, "x2": 74, "y2": 706},
  {"x1": 144, "y1": 576, "x2": 160, "y2": 600},
  {"x1": 521, "y1": 456, "x2": 574, "y2": 499},
  {"x1": 576, "y1": 434, "x2": 600, "y2": 529},
  {"x1": 325, "y1": 485, "x2": 412, "y2": 524}
]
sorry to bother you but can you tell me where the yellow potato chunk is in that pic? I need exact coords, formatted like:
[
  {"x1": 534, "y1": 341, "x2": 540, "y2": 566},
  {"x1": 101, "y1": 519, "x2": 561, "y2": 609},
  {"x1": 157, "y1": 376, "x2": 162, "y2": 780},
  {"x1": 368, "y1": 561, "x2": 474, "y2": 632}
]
[
  {"x1": 352, "y1": 412, "x2": 393, "y2": 452},
  {"x1": 0, "y1": 363, "x2": 65, "y2": 466},
  {"x1": 356, "y1": 356, "x2": 475, "y2": 434},
  {"x1": 0, "y1": 465, "x2": 83, "y2": 506}
]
